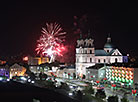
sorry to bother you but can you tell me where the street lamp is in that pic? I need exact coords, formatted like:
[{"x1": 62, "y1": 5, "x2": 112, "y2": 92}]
[
  {"x1": 103, "y1": 78, "x2": 107, "y2": 86},
  {"x1": 111, "y1": 84, "x2": 116, "y2": 94},
  {"x1": 68, "y1": 73, "x2": 71, "y2": 79},
  {"x1": 96, "y1": 80, "x2": 100, "y2": 87},
  {"x1": 132, "y1": 89, "x2": 137, "y2": 102},
  {"x1": 132, "y1": 89, "x2": 137, "y2": 96}
]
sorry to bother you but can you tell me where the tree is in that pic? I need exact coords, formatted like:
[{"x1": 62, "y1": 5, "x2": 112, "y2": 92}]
[
  {"x1": 60, "y1": 82, "x2": 70, "y2": 91},
  {"x1": 39, "y1": 72, "x2": 42, "y2": 80},
  {"x1": 25, "y1": 66, "x2": 36, "y2": 80},
  {"x1": 73, "y1": 73, "x2": 76, "y2": 79},
  {"x1": 45, "y1": 81, "x2": 55, "y2": 89},
  {"x1": 75, "y1": 90, "x2": 83, "y2": 101},
  {"x1": 121, "y1": 97, "x2": 129, "y2": 102},
  {"x1": 108, "y1": 96, "x2": 118, "y2": 102},
  {"x1": 42, "y1": 73, "x2": 48, "y2": 80},
  {"x1": 28, "y1": 72, "x2": 36, "y2": 80},
  {"x1": 95, "y1": 89, "x2": 106, "y2": 99},
  {"x1": 39, "y1": 73, "x2": 48, "y2": 81},
  {"x1": 84, "y1": 85, "x2": 94, "y2": 94}
]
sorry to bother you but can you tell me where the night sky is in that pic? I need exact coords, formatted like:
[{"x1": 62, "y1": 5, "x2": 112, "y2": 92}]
[{"x1": 0, "y1": 1, "x2": 137, "y2": 60}]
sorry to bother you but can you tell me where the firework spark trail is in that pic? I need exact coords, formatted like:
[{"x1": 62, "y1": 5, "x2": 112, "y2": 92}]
[{"x1": 36, "y1": 22, "x2": 66, "y2": 62}]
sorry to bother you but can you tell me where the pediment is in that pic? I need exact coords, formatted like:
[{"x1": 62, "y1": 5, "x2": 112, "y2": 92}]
[{"x1": 111, "y1": 49, "x2": 122, "y2": 56}]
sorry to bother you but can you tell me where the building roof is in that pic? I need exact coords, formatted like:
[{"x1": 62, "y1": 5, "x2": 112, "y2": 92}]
[
  {"x1": 95, "y1": 50, "x2": 108, "y2": 56},
  {"x1": 95, "y1": 49, "x2": 117, "y2": 56},
  {"x1": 87, "y1": 64, "x2": 106, "y2": 69},
  {"x1": 104, "y1": 42, "x2": 115, "y2": 48},
  {"x1": 104, "y1": 34, "x2": 116, "y2": 48}
]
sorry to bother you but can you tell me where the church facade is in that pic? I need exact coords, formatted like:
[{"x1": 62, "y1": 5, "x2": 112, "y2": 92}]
[{"x1": 75, "y1": 33, "x2": 128, "y2": 77}]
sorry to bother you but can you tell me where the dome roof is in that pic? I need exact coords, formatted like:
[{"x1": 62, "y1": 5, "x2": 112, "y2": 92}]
[{"x1": 104, "y1": 42, "x2": 115, "y2": 48}]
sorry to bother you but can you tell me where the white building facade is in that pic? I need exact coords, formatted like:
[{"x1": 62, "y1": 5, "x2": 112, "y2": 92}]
[{"x1": 76, "y1": 34, "x2": 127, "y2": 77}]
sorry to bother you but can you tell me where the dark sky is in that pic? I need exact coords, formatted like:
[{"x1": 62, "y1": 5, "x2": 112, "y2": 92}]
[{"x1": 0, "y1": 1, "x2": 137, "y2": 59}]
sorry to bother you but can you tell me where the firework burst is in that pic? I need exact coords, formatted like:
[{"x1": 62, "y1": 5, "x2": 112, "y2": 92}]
[{"x1": 36, "y1": 22, "x2": 66, "y2": 62}]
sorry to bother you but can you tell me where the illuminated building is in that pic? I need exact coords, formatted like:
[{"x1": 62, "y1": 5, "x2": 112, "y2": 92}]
[
  {"x1": 105, "y1": 66, "x2": 138, "y2": 87},
  {"x1": 86, "y1": 64, "x2": 106, "y2": 81},
  {"x1": 26, "y1": 56, "x2": 50, "y2": 75},
  {"x1": 0, "y1": 64, "x2": 9, "y2": 78},
  {"x1": 57, "y1": 65, "x2": 75, "y2": 79},
  {"x1": 76, "y1": 33, "x2": 128, "y2": 77},
  {"x1": 28, "y1": 56, "x2": 49, "y2": 65},
  {"x1": 106, "y1": 66, "x2": 134, "y2": 84},
  {"x1": 10, "y1": 63, "x2": 27, "y2": 79},
  {"x1": 0, "y1": 60, "x2": 6, "y2": 65}
]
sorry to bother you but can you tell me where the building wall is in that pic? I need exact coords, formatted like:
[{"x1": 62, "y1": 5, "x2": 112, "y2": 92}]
[
  {"x1": 76, "y1": 63, "x2": 95, "y2": 76},
  {"x1": 28, "y1": 56, "x2": 49, "y2": 65},
  {"x1": 0, "y1": 67, "x2": 9, "y2": 78},
  {"x1": 110, "y1": 56, "x2": 123, "y2": 63},
  {"x1": 105, "y1": 66, "x2": 134, "y2": 87},
  {"x1": 104, "y1": 48, "x2": 113, "y2": 53},
  {"x1": 76, "y1": 47, "x2": 95, "y2": 76},
  {"x1": 10, "y1": 64, "x2": 27, "y2": 79},
  {"x1": 98, "y1": 68, "x2": 106, "y2": 80},
  {"x1": 95, "y1": 56, "x2": 110, "y2": 63},
  {"x1": 86, "y1": 69, "x2": 98, "y2": 81},
  {"x1": 134, "y1": 68, "x2": 138, "y2": 84},
  {"x1": 29, "y1": 66, "x2": 41, "y2": 74}
]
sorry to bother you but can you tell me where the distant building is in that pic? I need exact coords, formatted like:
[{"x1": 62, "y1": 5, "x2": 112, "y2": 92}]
[
  {"x1": 0, "y1": 60, "x2": 6, "y2": 65},
  {"x1": 10, "y1": 63, "x2": 27, "y2": 79},
  {"x1": 76, "y1": 33, "x2": 128, "y2": 77},
  {"x1": 105, "y1": 65, "x2": 138, "y2": 88},
  {"x1": 26, "y1": 56, "x2": 50, "y2": 75},
  {"x1": 29, "y1": 65, "x2": 41, "y2": 75},
  {"x1": 27, "y1": 56, "x2": 49, "y2": 65},
  {"x1": 86, "y1": 64, "x2": 106, "y2": 81},
  {"x1": 0, "y1": 64, "x2": 9, "y2": 78},
  {"x1": 57, "y1": 65, "x2": 76, "y2": 79}
]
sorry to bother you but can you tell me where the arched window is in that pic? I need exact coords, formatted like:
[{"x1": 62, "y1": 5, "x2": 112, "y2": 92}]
[
  {"x1": 90, "y1": 50, "x2": 92, "y2": 54},
  {"x1": 104, "y1": 59, "x2": 106, "y2": 63},
  {"x1": 90, "y1": 58, "x2": 92, "y2": 62},
  {"x1": 107, "y1": 50, "x2": 109, "y2": 53},
  {"x1": 98, "y1": 59, "x2": 100, "y2": 63},
  {"x1": 115, "y1": 58, "x2": 118, "y2": 63}
]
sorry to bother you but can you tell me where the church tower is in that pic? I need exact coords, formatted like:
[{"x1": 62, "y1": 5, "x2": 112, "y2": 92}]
[
  {"x1": 104, "y1": 34, "x2": 115, "y2": 53},
  {"x1": 76, "y1": 31, "x2": 95, "y2": 77}
]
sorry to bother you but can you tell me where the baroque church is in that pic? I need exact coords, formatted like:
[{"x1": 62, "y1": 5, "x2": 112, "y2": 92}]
[{"x1": 75, "y1": 32, "x2": 128, "y2": 77}]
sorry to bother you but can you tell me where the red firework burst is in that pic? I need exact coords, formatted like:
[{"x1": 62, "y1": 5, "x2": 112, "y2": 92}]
[{"x1": 36, "y1": 22, "x2": 66, "y2": 60}]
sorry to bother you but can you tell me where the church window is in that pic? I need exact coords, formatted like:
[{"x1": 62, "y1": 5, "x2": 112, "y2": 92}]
[
  {"x1": 107, "y1": 50, "x2": 109, "y2": 53},
  {"x1": 90, "y1": 50, "x2": 92, "y2": 54},
  {"x1": 90, "y1": 58, "x2": 92, "y2": 62},
  {"x1": 104, "y1": 59, "x2": 106, "y2": 63},
  {"x1": 98, "y1": 59, "x2": 100, "y2": 63},
  {"x1": 115, "y1": 58, "x2": 118, "y2": 63}
]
